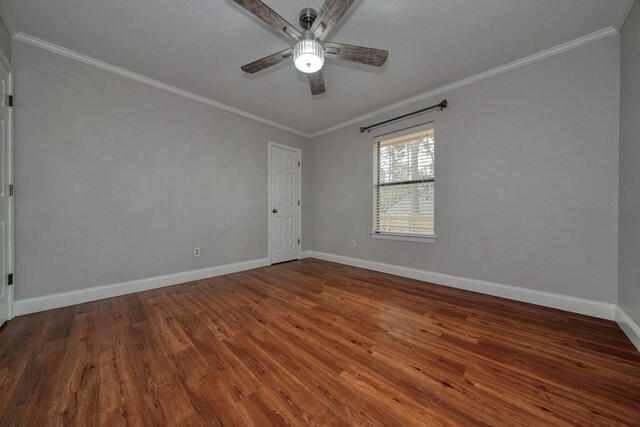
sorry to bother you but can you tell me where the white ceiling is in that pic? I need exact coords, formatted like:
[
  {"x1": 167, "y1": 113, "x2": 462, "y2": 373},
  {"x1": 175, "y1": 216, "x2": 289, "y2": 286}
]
[{"x1": 1, "y1": 0, "x2": 632, "y2": 134}]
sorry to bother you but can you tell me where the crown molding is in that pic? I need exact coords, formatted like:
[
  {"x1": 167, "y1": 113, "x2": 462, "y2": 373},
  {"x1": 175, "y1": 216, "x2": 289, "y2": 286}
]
[
  {"x1": 0, "y1": 3, "x2": 17, "y2": 37},
  {"x1": 13, "y1": 32, "x2": 312, "y2": 138},
  {"x1": 618, "y1": 0, "x2": 637, "y2": 31},
  {"x1": 309, "y1": 26, "x2": 619, "y2": 138},
  {"x1": 11, "y1": 24, "x2": 620, "y2": 140}
]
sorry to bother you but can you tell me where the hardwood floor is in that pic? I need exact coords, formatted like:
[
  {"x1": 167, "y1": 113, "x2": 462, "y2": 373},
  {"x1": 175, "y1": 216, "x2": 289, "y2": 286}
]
[{"x1": 1, "y1": 259, "x2": 639, "y2": 426}]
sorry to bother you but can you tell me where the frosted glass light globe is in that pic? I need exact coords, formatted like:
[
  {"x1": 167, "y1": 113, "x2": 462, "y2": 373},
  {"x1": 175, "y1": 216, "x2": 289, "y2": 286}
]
[{"x1": 294, "y1": 39, "x2": 324, "y2": 74}]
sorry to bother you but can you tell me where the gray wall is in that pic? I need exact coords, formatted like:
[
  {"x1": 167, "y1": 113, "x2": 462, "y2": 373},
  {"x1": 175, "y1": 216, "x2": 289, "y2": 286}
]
[
  {"x1": 0, "y1": 15, "x2": 10, "y2": 63},
  {"x1": 10, "y1": 31, "x2": 625, "y2": 306},
  {"x1": 307, "y1": 36, "x2": 620, "y2": 303},
  {"x1": 619, "y1": 4, "x2": 640, "y2": 324},
  {"x1": 13, "y1": 40, "x2": 307, "y2": 300}
]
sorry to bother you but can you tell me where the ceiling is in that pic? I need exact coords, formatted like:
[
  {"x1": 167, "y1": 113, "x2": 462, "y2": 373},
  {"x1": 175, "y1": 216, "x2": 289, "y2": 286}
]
[{"x1": 1, "y1": 0, "x2": 632, "y2": 135}]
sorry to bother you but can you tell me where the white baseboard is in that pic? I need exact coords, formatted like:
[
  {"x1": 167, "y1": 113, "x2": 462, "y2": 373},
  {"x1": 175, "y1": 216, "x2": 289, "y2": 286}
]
[
  {"x1": 12, "y1": 252, "x2": 638, "y2": 351},
  {"x1": 13, "y1": 258, "x2": 270, "y2": 316},
  {"x1": 304, "y1": 251, "x2": 616, "y2": 320},
  {"x1": 615, "y1": 306, "x2": 640, "y2": 351},
  {"x1": 305, "y1": 251, "x2": 636, "y2": 350}
]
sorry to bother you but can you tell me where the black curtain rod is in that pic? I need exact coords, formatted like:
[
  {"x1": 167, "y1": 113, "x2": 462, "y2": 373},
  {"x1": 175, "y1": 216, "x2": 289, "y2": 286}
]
[{"x1": 360, "y1": 99, "x2": 448, "y2": 133}]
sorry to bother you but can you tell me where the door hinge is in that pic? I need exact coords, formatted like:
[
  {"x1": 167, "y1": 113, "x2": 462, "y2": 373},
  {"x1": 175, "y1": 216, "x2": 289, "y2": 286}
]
[
  {"x1": 297, "y1": 200, "x2": 300, "y2": 206},
  {"x1": 8, "y1": 95, "x2": 13, "y2": 107},
  {"x1": 7, "y1": 273, "x2": 13, "y2": 286},
  {"x1": 298, "y1": 239, "x2": 300, "y2": 245},
  {"x1": 298, "y1": 161, "x2": 300, "y2": 167},
  {"x1": 8, "y1": 184, "x2": 13, "y2": 196}
]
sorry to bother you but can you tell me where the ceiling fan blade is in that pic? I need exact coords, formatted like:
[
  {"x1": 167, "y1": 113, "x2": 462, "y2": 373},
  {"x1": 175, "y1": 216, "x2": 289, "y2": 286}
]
[
  {"x1": 324, "y1": 42, "x2": 389, "y2": 67},
  {"x1": 309, "y1": 71, "x2": 326, "y2": 95},
  {"x1": 232, "y1": 0, "x2": 302, "y2": 40},
  {"x1": 310, "y1": 0, "x2": 356, "y2": 41},
  {"x1": 241, "y1": 48, "x2": 293, "y2": 74}
]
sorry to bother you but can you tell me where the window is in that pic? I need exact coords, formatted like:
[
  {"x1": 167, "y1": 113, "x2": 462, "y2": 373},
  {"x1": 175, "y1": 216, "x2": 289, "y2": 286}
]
[{"x1": 373, "y1": 124, "x2": 435, "y2": 240}]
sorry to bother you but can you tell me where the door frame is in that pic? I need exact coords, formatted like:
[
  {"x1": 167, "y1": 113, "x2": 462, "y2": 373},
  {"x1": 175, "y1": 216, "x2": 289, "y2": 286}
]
[
  {"x1": 267, "y1": 141, "x2": 302, "y2": 265},
  {"x1": 0, "y1": 49, "x2": 13, "y2": 322}
]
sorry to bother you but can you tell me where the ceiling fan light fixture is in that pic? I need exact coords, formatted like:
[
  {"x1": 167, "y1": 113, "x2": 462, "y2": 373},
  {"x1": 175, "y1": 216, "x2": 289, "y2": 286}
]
[
  {"x1": 235, "y1": 1, "x2": 389, "y2": 95},
  {"x1": 294, "y1": 38, "x2": 324, "y2": 74}
]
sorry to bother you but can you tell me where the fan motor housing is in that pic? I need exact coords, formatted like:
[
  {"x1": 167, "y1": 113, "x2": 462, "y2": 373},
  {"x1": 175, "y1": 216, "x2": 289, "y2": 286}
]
[{"x1": 299, "y1": 8, "x2": 317, "y2": 30}]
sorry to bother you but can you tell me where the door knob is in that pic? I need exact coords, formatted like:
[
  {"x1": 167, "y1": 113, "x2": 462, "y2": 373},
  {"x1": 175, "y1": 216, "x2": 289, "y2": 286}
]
[{"x1": 272, "y1": 209, "x2": 278, "y2": 213}]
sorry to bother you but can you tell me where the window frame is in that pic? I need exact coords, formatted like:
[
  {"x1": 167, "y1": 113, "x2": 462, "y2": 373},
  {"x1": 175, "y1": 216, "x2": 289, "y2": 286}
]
[{"x1": 371, "y1": 122, "x2": 437, "y2": 244}]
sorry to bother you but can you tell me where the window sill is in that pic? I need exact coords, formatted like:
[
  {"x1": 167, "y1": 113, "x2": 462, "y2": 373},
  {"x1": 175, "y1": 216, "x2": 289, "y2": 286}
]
[{"x1": 370, "y1": 233, "x2": 437, "y2": 244}]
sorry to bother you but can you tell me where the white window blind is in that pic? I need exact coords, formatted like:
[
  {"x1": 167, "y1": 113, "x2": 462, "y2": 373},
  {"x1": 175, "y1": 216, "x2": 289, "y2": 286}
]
[{"x1": 373, "y1": 124, "x2": 435, "y2": 237}]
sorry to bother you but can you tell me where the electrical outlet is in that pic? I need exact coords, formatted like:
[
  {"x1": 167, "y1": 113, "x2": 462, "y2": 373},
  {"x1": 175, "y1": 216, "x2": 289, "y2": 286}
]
[
  {"x1": 194, "y1": 247, "x2": 201, "y2": 257},
  {"x1": 351, "y1": 240, "x2": 356, "y2": 248}
]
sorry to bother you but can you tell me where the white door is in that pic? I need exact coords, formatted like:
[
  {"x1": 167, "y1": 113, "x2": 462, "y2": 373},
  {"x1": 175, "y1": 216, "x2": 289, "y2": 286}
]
[
  {"x1": 0, "y1": 59, "x2": 12, "y2": 325},
  {"x1": 269, "y1": 143, "x2": 300, "y2": 264}
]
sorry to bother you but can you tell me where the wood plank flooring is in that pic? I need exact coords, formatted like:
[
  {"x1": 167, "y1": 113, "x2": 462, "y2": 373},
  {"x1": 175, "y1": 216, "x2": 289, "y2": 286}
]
[{"x1": 1, "y1": 258, "x2": 639, "y2": 426}]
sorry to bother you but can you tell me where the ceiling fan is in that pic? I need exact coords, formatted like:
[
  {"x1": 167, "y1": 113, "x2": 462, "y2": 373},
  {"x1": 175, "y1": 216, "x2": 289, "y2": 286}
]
[{"x1": 232, "y1": 0, "x2": 389, "y2": 95}]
